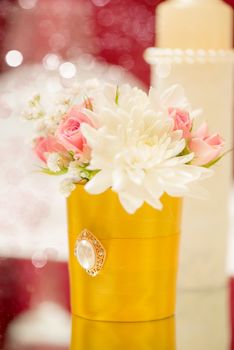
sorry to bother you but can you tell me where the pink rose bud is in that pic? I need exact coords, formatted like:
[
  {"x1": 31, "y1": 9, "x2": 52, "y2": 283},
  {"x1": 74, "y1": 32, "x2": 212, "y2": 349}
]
[
  {"x1": 189, "y1": 123, "x2": 224, "y2": 166},
  {"x1": 34, "y1": 136, "x2": 66, "y2": 163},
  {"x1": 56, "y1": 106, "x2": 93, "y2": 156},
  {"x1": 169, "y1": 108, "x2": 192, "y2": 138}
]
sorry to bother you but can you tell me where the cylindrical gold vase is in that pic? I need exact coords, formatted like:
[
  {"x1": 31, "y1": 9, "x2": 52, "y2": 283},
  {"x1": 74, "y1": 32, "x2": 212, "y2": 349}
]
[{"x1": 67, "y1": 185, "x2": 182, "y2": 322}]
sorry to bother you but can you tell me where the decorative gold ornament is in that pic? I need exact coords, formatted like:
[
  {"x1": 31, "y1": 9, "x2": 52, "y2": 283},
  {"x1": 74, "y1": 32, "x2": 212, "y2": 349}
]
[{"x1": 74, "y1": 229, "x2": 106, "y2": 277}]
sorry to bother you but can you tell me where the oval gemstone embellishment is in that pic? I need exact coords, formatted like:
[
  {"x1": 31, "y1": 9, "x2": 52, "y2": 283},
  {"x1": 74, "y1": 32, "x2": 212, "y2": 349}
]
[
  {"x1": 76, "y1": 240, "x2": 96, "y2": 270},
  {"x1": 74, "y1": 229, "x2": 106, "y2": 277}
]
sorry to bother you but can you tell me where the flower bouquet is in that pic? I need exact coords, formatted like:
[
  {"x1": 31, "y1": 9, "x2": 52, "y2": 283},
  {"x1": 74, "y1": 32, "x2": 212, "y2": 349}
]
[{"x1": 24, "y1": 80, "x2": 224, "y2": 321}]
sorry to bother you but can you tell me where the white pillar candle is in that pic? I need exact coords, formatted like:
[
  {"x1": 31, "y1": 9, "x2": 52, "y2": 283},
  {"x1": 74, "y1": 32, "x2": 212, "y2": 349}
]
[
  {"x1": 146, "y1": 0, "x2": 234, "y2": 289},
  {"x1": 157, "y1": 0, "x2": 233, "y2": 49}
]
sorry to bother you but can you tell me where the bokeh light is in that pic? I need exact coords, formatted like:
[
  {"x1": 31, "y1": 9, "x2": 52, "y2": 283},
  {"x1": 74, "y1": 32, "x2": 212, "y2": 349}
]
[
  {"x1": 91, "y1": 0, "x2": 111, "y2": 7},
  {"x1": 32, "y1": 250, "x2": 47, "y2": 268},
  {"x1": 77, "y1": 53, "x2": 95, "y2": 70},
  {"x1": 5, "y1": 50, "x2": 23, "y2": 67},
  {"x1": 18, "y1": 0, "x2": 38, "y2": 10},
  {"x1": 42, "y1": 53, "x2": 60, "y2": 70},
  {"x1": 59, "y1": 62, "x2": 77, "y2": 79}
]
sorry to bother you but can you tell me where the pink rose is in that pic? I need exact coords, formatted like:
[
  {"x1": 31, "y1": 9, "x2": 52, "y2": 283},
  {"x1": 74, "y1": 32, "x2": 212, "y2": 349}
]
[
  {"x1": 34, "y1": 136, "x2": 66, "y2": 163},
  {"x1": 169, "y1": 108, "x2": 192, "y2": 138},
  {"x1": 56, "y1": 106, "x2": 93, "y2": 155},
  {"x1": 189, "y1": 123, "x2": 224, "y2": 166}
]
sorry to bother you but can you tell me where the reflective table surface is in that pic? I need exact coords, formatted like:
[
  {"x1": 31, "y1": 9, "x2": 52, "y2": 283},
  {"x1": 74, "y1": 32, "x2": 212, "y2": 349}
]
[
  {"x1": 0, "y1": 259, "x2": 233, "y2": 350},
  {"x1": 70, "y1": 287, "x2": 229, "y2": 350}
]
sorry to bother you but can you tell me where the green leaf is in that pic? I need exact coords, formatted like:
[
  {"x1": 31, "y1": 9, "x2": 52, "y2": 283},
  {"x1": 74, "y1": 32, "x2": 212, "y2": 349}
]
[
  {"x1": 68, "y1": 151, "x2": 75, "y2": 158},
  {"x1": 79, "y1": 166, "x2": 100, "y2": 180},
  {"x1": 115, "y1": 86, "x2": 119, "y2": 105},
  {"x1": 202, "y1": 148, "x2": 233, "y2": 168},
  {"x1": 178, "y1": 144, "x2": 190, "y2": 157},
  {"x1": 89, "y1": 169, "x2": 100, "y2": 179},
  {"x1": 38, "y1": 167, "x2": 68, "y2": 176}
]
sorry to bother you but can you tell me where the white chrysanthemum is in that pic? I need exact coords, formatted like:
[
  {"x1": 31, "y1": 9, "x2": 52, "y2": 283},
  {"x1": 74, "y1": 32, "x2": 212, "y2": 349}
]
[{"x1": 81, "y1": 84, "x2": 212, "y2": 214}]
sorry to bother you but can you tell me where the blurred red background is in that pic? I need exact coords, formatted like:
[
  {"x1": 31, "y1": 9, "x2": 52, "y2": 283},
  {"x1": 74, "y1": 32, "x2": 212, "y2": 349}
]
[{"x1": 0, "y1": 0, "x2": 233, "y2": 86}]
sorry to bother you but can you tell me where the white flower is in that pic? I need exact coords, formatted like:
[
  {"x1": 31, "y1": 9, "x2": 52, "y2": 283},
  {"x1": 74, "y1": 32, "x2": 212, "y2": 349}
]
[
  {"x1": 59, "y1": 178, "x2": 76, "y2": 197},
  {"x1": 67, "y1": 161, "x2": 82, "y2": 181},
  {"x1": 22, "y1": 94, "x2": 45, "y2": 120},
  {"x1": 47, "y1": 153, "x2": 62, "y2": 172},
  {"x1": 81, "y1": 84, "x2": 212, "y2": 214}
]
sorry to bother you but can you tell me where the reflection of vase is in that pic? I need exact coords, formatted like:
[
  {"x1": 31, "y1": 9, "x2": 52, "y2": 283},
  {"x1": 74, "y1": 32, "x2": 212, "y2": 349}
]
[
  {"x1": 70, "y1": 315, "x2": 176, "y2": 350},
  {"x1": 67, "y1": 185, "x2": 182, "y2": 322}
]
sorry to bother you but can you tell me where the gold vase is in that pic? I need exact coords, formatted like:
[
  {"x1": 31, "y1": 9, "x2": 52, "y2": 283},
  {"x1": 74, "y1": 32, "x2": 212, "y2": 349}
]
[
  {"x1": 70, "y1": 315, "x2": 176, "y2": 350},
  {"x1": 67, "y1": 185, "x2": 182, "y2": 322}
]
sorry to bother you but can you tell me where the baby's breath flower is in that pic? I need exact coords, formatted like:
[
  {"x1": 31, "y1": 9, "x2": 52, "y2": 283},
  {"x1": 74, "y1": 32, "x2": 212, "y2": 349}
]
[
  {"x1": 29, "y1": 94, "x2": 40, "y2": 106},
  {"x1": 47, "y1": 153, "x2": 62, "y2": 173},
  {"x1": 59, "y1": 178, "x2": 76, "y2": 197},
  {"x1": 68, "y1": 161, "x2": 82, "y2": 180},
  {"x1": 22, "y1": 94, "x2": 45, "y2": 120}
]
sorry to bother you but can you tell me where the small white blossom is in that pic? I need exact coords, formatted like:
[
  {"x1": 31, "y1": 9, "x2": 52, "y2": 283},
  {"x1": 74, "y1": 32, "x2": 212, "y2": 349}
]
[
  {"x1": 45, "y1": 114, "x2": 64, "y2": 133},
  {"x1": 47, "y1": 153, "x2": 62, "y2": 172},
  {"x1": 59, "y1": 178, "x2": 76, "y2": 197},
  {"x1": 68, "y1": 161, "x2": 82, "y2": 181},
  {"x1": 22, "y1": 94, "x2": 45, "y2": 120}
]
